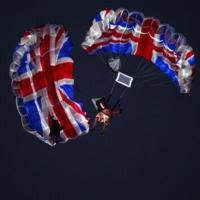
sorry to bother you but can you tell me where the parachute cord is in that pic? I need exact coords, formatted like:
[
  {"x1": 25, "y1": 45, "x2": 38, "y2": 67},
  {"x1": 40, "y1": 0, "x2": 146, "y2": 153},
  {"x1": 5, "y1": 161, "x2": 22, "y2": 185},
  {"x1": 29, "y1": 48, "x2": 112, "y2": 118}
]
[
  {"x1": 134, "y1": 57, "x2": 145, "y2": 75},
  {"x1": 135, "y1": 61, "x2": 150, "y2": 75},
  {"x1": 149, "y1": 81, "x2": 172, "y2": 87},
  {"x1": 134, "y1": 77, "x2": 159, "y2": 86},
  {"x1": 107, "y1": 57, "x2": 145, "y2": 107},
  {"x1": 134, "y1": 76, "x2": 171, "y2": 87},
  {"x1": 121, "y1": 54, "x2": 129, "y2": 71},
  {"x1": 117, "y1": 54, "x2": 125, "y2": 72},
  {"x1": 136, "y1": 68, "x2": 158, "y2": 77},
  {"x1": 136, "y1": 70, "x2": 161, "y2": 78},
  {"x1": 111, "y1": 57, "x2": 145, "y2": 107},
  {"x1": 107, "y1": 81, "x2": 117, "y2": 102},
  {"x1": 113, "y1": 87, "x2": 128, "y2": 109}
]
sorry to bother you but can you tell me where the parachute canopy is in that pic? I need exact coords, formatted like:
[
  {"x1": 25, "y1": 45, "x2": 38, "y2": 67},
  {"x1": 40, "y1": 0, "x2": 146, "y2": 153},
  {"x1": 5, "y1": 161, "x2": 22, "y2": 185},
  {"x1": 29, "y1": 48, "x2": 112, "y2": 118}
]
[
  {"x1": 10, "y1": 24, "x2": 89, "y2": 146},
  {"x1": 82, "y1": 8, "x2": 196, "y2": 93}
]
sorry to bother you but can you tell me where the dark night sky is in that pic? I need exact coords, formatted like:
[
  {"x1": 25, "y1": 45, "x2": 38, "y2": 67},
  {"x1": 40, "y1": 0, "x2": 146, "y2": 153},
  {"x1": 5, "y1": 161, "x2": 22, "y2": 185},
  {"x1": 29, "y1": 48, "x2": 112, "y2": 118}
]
[{"x1": 1, "y1": 0, "x2": 200, "y2": 199}]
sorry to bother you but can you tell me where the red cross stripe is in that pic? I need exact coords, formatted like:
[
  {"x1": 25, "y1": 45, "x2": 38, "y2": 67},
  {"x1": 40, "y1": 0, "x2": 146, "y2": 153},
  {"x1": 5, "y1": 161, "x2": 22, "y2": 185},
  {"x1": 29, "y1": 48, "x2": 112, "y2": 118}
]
[
  {"x1": 86, "y1": 18, "x2": 179, "y2": 72},
  {"x1": 19, "y1": 62, "x2": 74, "y2": 97}
]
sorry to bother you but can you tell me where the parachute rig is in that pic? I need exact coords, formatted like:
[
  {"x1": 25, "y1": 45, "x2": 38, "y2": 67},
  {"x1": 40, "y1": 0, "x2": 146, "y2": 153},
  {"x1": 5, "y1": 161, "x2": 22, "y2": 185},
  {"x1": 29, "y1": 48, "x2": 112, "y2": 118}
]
[{"x1": 82, "y1": 8, "x2": 196, "y2": 130}]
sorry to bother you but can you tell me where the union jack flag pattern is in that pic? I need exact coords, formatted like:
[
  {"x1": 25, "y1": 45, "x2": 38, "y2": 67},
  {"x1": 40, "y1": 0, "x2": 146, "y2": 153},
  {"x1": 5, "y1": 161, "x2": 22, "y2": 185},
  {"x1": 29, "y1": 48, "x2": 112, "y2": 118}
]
[
  {"x1": 82, "y1": 8, "x2": 196, "y2": 93},
  {"x1": 10, "y1": 24, "x2": 89, "y2": 146}
]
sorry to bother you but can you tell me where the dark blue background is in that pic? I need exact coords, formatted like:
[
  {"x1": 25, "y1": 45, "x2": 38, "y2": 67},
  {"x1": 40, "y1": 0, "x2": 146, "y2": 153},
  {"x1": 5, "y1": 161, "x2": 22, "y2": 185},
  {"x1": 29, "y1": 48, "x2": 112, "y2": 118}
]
[{"x1": 1, "y1": 0, "x2": 200, "y2": 199}]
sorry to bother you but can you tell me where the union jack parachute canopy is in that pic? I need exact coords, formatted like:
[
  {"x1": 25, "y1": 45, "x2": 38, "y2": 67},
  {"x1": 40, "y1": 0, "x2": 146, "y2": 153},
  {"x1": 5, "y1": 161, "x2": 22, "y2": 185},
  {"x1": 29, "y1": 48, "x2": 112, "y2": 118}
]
[
  {"x1": 10, "y1": 24, "x2": 89, "y2": 146},
  {"x1": 82, "y1": 8, "x2": 196, "y2": 93}
]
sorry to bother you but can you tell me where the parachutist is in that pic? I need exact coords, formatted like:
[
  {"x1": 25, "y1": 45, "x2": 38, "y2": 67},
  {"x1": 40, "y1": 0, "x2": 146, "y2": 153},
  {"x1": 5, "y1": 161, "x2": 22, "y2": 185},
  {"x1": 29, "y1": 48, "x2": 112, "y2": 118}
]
[
  {"x1": 92, "y1": 97, "x2": 122, "y2": 132},
  {"x1": 49, "y1": 116, "x2": 63, "y2": 144}
]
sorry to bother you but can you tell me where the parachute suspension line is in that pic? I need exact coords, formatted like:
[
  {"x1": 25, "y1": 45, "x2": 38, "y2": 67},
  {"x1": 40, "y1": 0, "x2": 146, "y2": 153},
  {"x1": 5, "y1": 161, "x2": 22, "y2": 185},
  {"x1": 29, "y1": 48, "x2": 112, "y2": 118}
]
[
  {"x1": 130, "y1": 58, "x2": 159, "y2": 86},
  {"x1": 113, "y1": 87, "x2": 128, "y2": 109},
  {"x1": 117, "y1": 53, "x2": 128, "y2": 73},
  {"x1": 134, "y1": 76, "x2": 159, "y2": 86},
  {"x1": 134, "y1": 61, "x2": 176, "y2": 87},
  {"x1": 137, "y1": 67, "x2": 158, "y2": 77},
  {"x1": 106, "y1": 55, "x2": 140, "y2": 107},
  {"x1": 107, "y1": 81, "x2": 117, "y2": 102},
  {"x1": 107, "y1": 71, "x2": 132, "y2": 107},
  {"x1": 109, "y1": 57, "x2": 161, "y2": 106},
  {"x1": 110, "y1": 57, "x2": 149, "y2": 107},
  {"x1": 134, "y1": 60, "x2": 175, "y2": 87},
  {"x1": 121, "y1": 54, "x2": 129, "y2": 70},
  {"x1": 136, "y1": 63, "x2": 162, "y2": 79},
  {"x1": 111, "y1": 17, "x2": 131, "y2": 106},
  {"x1": 136, "y1": 71, "x2": 162, "y2": 78},
  {"x1": 119, "y1": 57, "x2": 145, "y2": 87},
  {"x1": 134, "y1": 81, "x2": 172, "y2": 88},
  {"x1": 135, "y1": 61, "x2": 150, "y2": 75},
  {"x1": 148, "y1": 81, "x2": 173, "y2": 87},
  {"x1": 134, "y1": 57, "x2": 145, "y2": 75},
  {"x1": 134, "y1": 75, "x2": 171, "y2": 87}
]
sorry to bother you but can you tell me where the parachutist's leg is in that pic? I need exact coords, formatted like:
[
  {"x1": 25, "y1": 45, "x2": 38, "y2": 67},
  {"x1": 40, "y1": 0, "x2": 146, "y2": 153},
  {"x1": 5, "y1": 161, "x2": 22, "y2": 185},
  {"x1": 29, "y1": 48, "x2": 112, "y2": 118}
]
[
  {"x1": 106, "y1": 94, "x2": 112, "y2": 103},
  {"x1": 49, "y1": 117, "x2": 63, "y2": 143},
  {"x1": 107, "y1": 81, "x2": 117, "y2": 103}
]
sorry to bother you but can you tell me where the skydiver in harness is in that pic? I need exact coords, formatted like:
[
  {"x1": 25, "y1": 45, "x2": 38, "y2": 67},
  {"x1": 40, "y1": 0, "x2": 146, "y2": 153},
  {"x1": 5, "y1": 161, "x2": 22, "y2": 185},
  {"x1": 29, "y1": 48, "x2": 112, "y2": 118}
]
[
  {"x1": 49, "y1": 115, "x2": 63, "y2": 144},
  {"x1": 92, "y1": 70, "x2": 133, "y2": 132}
]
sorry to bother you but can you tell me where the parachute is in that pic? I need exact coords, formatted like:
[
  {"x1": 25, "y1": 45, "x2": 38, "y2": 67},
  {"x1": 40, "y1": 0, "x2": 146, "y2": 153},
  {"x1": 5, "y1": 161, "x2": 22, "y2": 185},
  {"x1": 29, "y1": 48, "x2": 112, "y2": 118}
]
[
  {"x1": 82, "y1": 8, "x2": 196, "y2": 93},
  {"x1": 10, "y1": 24, "x2": 89, "y2": 146}
]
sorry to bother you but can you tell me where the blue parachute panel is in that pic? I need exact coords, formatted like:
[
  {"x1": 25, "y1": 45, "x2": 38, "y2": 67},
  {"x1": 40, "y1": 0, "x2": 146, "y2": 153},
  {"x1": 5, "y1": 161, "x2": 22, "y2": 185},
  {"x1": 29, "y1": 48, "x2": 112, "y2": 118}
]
[
  {"x1": 60, "y1": 85, "x2": 75, "y2": 100},
  {"x1": 24, "y1": 99, "x2": 44, "y2": 136},
  {"x1": 58, "y1": 38, "x2": 73, "y2": 59},
  {"x1": 154, "y1": 56, "x2": 179, "y2": 86}
]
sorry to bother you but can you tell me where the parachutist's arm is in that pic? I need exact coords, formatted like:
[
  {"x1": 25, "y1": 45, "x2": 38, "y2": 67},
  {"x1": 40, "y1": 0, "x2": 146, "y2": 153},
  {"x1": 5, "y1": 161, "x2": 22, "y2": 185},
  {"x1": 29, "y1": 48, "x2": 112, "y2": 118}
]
[
  {"x1": 91, "y1": 117, "x2": 98, "y2": 130},
  {"x1": 96, "y1": 97, "x2": 107, "y2": 111}
]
